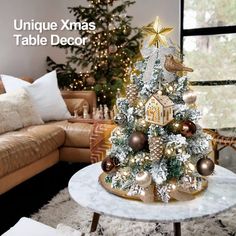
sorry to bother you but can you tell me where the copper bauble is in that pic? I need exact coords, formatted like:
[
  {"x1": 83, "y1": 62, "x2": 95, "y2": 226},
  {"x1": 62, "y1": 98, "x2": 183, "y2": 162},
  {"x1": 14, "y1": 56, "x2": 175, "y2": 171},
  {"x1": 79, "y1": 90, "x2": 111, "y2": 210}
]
[
  {"x1": 135, "y1": 171, "x2": 152, "y2": 188},
  {"x1": 196, "y1": 157, "x2": 215, "y2": 176},
  {"x1": 168, "y1": 120, "x2": 183, "y2": 134},
  {"x1": 101, "y1": 156, "x2": 115, "y2": 173},
  {"x1": 128, "y1": 131, "x2": 147, "y2": 152},
  {"x1": 183, "y1": 90, "x2": 197, "y2": 105},
  {"x1": 180, "y1": 120, "x2": 196, "y2": 137}
]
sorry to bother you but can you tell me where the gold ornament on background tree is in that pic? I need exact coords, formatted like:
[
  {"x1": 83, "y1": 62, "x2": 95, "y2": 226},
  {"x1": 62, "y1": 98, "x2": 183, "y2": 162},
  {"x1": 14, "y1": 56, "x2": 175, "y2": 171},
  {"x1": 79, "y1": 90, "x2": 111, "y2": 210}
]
[
  {"x1": 108, "y1": 44, "x2": 118, "y2": 54},
  {"x1": 85, "y1": 76, "x2": 95, "y2": 86},
  {"x1": 126, "y1": 84, "x2": 139, "y2": 106},
  {"x1": 149, "y1": 136, "x2": 164, "y2": 160},
  {"x1": 142, "y1": 16, "x2": 173, "y2": 47},
  {"x1": 164, "y1": 54, "x2": 194, "y2": 73},
  {"x1": 183, "y1": 90, "x2": 197, "y2": 105}
]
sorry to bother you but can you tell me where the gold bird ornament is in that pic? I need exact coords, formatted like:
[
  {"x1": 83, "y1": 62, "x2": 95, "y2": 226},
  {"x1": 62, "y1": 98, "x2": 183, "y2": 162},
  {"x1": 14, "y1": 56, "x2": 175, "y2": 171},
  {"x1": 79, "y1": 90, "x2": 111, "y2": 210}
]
[{"x1": 164, "y1": 54, "x2": 194, "y2": 73}]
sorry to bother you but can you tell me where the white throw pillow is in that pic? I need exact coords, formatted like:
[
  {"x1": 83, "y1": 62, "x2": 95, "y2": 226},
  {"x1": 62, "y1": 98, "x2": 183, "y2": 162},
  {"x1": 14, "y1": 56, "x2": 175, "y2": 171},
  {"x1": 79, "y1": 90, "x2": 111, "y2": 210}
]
[
  {"x1": 0, "y1": 89, "x2": 44, "y2": 135},
  {"x1": 1, "y1": 71, "x2": 71, "y2": 121}
]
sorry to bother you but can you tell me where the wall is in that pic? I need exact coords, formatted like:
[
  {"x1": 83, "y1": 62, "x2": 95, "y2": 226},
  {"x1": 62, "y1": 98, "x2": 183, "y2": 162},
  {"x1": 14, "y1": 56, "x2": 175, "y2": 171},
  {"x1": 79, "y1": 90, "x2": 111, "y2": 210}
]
[{"x1": 0, "y1": 0, "x2": 180, "y2": 78}]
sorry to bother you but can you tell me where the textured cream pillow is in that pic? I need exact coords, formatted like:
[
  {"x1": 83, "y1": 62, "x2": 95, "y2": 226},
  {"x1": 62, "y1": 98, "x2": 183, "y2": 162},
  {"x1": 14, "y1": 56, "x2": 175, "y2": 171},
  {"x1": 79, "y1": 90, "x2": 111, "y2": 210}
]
[
  {"x1": 1, "y1": 71, "x2": 72, "y2": 121},
  {"x1": 0, "y1": 89, "x2": 44, "y2": 134}
]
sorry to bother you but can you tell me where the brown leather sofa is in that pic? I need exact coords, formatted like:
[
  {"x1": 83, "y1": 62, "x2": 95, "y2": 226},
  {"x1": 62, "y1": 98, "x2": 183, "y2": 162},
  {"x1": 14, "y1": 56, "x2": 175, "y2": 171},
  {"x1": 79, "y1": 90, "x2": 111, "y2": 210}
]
[{"x1": 0, "y1": 78, "x2": 96, "y2": 195}]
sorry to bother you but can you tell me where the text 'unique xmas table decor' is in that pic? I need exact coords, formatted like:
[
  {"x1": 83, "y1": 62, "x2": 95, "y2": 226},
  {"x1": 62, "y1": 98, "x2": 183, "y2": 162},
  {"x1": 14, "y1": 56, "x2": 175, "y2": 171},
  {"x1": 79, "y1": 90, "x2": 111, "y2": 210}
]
[{"x1": 99, "y1": 16, "x2": 214, "y2": 203}]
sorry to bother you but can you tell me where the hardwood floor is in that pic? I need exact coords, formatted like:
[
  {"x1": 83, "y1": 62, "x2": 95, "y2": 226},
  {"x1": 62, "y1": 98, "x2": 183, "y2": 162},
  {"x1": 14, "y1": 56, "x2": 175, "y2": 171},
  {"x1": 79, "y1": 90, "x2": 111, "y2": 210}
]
[{"x1": 0, "y1": 162, "x2": 88, "y2": 235}]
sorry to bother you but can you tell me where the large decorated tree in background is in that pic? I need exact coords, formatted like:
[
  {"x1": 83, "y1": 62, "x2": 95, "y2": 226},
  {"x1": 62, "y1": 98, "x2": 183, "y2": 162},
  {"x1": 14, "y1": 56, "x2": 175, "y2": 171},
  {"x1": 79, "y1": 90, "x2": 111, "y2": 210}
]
[
  {"x1": 100, "y1": 17, "x2": 214, "y2": 203},
  {"x1": 47, "y1": 0, "x2": 142, "y2": 107}
]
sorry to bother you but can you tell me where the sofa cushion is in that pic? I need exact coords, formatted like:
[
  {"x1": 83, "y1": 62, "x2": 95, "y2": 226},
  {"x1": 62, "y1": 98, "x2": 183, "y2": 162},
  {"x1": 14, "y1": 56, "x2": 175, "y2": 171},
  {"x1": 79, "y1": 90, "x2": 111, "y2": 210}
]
[
  {"x1": 0, "y1": 89, "x2": 43, "y2": 135},
  {"x1": 1, "y1": 71, "x2": 71, "y2": 121},
  {"x1": 47, "y1": 121, "x2": 93, "y2": 148},
  {"x1": 0, "y1": 125, "x2": 65, "y2": 178}
]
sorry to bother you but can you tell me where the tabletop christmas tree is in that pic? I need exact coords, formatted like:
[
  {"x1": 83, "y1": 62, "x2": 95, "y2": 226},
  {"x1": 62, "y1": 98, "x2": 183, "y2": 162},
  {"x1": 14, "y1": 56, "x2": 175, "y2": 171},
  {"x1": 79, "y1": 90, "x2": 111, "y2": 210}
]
[{"x1": 99, "y1": 17, "x2": 214, "y2": 203}]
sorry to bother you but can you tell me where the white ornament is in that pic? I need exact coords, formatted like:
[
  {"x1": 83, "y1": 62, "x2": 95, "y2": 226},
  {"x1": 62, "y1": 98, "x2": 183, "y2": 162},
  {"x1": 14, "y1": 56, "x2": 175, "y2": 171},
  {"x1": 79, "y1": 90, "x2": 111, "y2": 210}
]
[{"x1": 135, "y1": 171, "x2": 152, "y2": 188}]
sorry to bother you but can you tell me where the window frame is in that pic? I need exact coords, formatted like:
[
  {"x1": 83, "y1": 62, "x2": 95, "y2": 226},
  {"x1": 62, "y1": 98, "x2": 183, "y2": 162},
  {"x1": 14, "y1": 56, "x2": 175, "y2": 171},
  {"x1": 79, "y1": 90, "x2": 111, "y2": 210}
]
[{"x1": 180, "y1": 0, "x2": 236, "y2": 86}]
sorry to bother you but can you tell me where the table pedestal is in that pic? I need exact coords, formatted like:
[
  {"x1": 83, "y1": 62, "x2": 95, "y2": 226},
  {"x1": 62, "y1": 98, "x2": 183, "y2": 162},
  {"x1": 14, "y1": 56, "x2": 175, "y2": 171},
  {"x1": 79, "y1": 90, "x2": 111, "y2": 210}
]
[
  {"x1": 173, "y1": 222, "x2": 181, "y2": 236},
  {"x1": 90, "y1": 213, "x2": 100, "y2": 233},
  {"x1": 90, "y1": 213, "x2": 182, "y2": 236}
]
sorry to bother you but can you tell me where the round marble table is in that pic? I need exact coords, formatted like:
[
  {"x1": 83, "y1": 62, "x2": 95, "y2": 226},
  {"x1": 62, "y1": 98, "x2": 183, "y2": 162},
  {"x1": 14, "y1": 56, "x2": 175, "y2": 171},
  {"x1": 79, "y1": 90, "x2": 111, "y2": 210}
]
[{"x1": 68, "y1": 162, "x2": 236, "y2": 236}]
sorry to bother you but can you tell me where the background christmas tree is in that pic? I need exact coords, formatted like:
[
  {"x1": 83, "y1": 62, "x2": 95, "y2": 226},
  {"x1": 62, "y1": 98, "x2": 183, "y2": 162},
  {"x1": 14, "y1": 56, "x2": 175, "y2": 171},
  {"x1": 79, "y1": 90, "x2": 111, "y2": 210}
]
[
  {"x1": 47, "y1": 0, "x2": 142, "y2": 108},
  {"x1": 100, "y1": 17, "x2": 214, "y2": 203}
]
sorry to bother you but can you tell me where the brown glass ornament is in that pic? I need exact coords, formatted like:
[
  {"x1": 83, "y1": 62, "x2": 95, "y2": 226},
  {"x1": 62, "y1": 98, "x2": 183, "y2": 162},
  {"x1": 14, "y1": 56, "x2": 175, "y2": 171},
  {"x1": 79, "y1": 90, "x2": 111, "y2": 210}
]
[
  {"x1": 168, "y1": 120, "x2": 183, "y2": 134},
  {"x1": 101, "y1": 156, "x2": 115, "y2": 173},
  {"x1": 196, "y1": 157, "x2": 215, "y2": 176},
  {"x1": 128, "y1": 131, "x2": 147, "y2": 152},
  {"x1": 180, "y1": 120, "x2": 196, "y2": 137}
]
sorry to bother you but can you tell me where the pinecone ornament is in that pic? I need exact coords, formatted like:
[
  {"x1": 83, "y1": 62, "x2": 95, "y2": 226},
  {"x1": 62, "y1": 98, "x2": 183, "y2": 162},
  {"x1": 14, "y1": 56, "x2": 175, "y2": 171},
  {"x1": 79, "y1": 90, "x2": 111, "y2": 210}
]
[
  {"x1": 126, "y1": 84, "x2": 138, "y2": 106},
  {"x1": 149, "y1": 136, "x2": 164, "y2": 160}
]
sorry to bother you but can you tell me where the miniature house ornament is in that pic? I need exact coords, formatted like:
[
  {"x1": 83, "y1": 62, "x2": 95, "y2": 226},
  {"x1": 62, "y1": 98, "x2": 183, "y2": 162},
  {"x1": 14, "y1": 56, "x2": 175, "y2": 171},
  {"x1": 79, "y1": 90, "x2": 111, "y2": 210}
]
[{"x1": 145, "y1": 93, "x2": 174, "y2": 126}]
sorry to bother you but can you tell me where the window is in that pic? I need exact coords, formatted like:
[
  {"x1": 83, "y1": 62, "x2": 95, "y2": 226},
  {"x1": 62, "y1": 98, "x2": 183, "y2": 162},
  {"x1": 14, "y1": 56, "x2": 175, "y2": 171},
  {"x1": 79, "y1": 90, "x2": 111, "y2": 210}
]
[
  {"x1": 180, "y1": 0, "x2": 236, "y2": 129},
  {"x1": 180, "y1": 0, "x2": 236, "y2": 85}
]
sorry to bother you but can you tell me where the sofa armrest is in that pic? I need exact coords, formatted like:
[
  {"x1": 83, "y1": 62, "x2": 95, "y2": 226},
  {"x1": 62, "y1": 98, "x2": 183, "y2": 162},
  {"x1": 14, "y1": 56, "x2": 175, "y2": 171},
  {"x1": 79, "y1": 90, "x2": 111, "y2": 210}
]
[{"x1": 61, "y1": 90, "x2": 97, "y2": 112}]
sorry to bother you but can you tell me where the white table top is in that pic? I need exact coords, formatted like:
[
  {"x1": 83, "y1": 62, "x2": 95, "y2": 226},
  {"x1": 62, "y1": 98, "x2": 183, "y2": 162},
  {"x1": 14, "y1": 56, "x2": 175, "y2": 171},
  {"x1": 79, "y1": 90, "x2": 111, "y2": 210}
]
[{"x1": 68, "y1": 162, "x2": 236, "y2": 223}]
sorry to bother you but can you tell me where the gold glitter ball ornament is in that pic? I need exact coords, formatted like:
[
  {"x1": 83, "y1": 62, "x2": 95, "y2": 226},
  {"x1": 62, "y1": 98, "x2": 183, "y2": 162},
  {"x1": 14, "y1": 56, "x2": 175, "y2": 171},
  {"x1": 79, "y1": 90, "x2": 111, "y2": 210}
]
[{"x1": 164, "y1": 145, "x2": 176, "y2": 157}]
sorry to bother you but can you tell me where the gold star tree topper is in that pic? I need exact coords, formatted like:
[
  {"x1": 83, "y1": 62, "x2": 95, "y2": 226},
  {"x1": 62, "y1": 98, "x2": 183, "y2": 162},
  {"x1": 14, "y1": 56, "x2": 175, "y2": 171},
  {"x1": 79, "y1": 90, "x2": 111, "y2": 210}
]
[{"x1": 143, "y1": 16, "x2": 173, "y2": 47}]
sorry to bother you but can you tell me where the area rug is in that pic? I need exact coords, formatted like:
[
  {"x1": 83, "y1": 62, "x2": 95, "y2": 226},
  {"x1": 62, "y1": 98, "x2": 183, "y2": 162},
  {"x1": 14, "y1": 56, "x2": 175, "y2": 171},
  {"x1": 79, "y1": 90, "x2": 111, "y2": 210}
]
[{"x1": 31, "y1": 188, "x2": 236, "y2": 236}]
